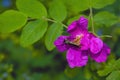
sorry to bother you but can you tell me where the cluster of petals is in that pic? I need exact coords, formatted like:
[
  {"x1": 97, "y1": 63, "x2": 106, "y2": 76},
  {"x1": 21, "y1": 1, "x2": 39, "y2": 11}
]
[{"x1": 54, "y1": 16, "x2": 110, "y2": 68}]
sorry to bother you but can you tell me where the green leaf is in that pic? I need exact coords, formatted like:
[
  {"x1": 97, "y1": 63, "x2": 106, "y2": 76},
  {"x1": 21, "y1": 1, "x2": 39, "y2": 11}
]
[
  {"x1": 106, "y1": 71, "x2": 120, "y2": 80},
  {"x1": 97, "y1": 59, "x2": 120, "y2": 76},
  {"x1": 92, "y1": 0, "x2": 115, "y2": 9},
  {"x1": 16, "y1": 0, "x2": 47, "y2": 19},
  {"x1": 94, "y1": 11, "x2": 118, "y2": 27},
  {"x1": 45, "y1": 23, "x2": 63, "y2": 51},
  {"x1": 49, "y1": 1, "x2": 67, "y2": 22},
  {"x1": 20, "y1": 19, "x2": 48, "y2": 46},
  {"x1": 62, "y1": 0, "x2": 89, "y2": 13},
  {"x1": 0, "y1": 10, "x2": 27, "y2": 33}
]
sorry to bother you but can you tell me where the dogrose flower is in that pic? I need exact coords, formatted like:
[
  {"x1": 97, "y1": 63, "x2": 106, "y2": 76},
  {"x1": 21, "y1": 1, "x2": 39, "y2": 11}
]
[{"x1": 54, "y1": 16, "x2": 110, "y2": 68}]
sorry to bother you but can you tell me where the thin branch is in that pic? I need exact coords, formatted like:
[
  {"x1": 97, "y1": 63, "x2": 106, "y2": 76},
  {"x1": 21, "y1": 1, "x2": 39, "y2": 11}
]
[
  {"x1": 99, "y1": 35, "x2": 112, "y2": 38},
  {"x1": 42, "y1": 17, "x2": 68, "y2": 28},
  {"x1": 89, "y1": 0, "x2": 95, "y2": 33}
]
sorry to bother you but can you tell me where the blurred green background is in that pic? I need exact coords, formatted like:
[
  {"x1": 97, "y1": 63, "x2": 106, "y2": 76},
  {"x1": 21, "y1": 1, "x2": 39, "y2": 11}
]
[{"x1": 0, "y1": 0, "x2": 120, "y2": 80}]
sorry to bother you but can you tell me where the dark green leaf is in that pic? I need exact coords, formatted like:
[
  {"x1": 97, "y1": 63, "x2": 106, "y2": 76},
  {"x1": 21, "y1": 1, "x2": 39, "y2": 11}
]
[
  {"x1": 45, "y1": 23, "x2": 63, "y2": 51},
  {"x1": 16, "y1": 0, "x2": 47, "y2": 19},
  {"x1": 31, "y1": 54, "x2": 54, "y2": 67},
  {"x1": 20, "y1": 19, "x2": 48, "y2": 46},
  {"x1": 94, "y1": 11, "x2": 118, "y2": 27},
  {"x1": 92, "y1": 0, "x2": 115, "y2": 9},
  {"x1": 64, "y1": 67, "x2": 81, "y2": 78},
  {"x1": 106, "y1": 71, "x2": 120, "y2": 80},
  {"x1": 98, "y1": 59, "x2": 120, "y2": 76},
  {"x1": 62, "y1": 0, "x2": 89, "y2": 13},
  {"x1": 31, "y1": 73, "x2": 42, "y2": 80},
  {"x1": 0, "y1": 10, "x2": 27, "y2": 33},
  {"x1": 84, "y1": 66, "x2": 92, "y2": 80}
]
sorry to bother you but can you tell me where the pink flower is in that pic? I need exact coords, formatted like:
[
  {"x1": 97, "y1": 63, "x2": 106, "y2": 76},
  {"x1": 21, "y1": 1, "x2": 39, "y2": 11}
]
[{"x1": 54, "y1": 16, "x2": 110, "y2": 68}]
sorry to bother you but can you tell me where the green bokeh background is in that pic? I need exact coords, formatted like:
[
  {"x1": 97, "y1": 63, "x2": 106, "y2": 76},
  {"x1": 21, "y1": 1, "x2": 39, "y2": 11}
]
[{"x1": 0, "y1": 0, "x2": 120, "y2": 80}]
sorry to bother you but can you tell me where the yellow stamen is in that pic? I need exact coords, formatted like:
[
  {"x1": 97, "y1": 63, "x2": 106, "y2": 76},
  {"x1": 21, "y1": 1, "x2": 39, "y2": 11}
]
[{"x1": 72, "y1": 34, "x2": 84, "y2": 46}]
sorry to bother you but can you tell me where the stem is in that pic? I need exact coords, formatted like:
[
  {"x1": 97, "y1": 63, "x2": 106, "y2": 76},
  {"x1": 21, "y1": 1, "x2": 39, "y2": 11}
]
[
  {"x1": 99, "y1": 35, "x2": 112, "y2": 38},
  {"x1": 89, "y1": 0, "x2": 112, "y2": 39},
  {"x1": 43, "y1": 18, "x2": 57, "y2": 23},
  {"x1": 61, "y1": 23, "x2": 68, "y2": 28},
  {"x1": 89, "y1": 0, "x2": 95, "y2": 33},
  {"x1": 42, "y1": 17, "x2": 68, "y2": 28}
]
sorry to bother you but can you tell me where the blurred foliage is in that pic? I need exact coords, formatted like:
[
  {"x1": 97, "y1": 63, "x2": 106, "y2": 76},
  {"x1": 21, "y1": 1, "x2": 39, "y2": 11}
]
[{"x1": 0, "y1": 0, "x2": 120, "y2": 80}]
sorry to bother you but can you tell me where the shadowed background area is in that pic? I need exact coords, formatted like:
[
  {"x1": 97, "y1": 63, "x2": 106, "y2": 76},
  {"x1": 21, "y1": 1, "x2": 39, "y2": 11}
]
[{"x1": 0, "y1": 0, "x2": 120, "y2": 80}]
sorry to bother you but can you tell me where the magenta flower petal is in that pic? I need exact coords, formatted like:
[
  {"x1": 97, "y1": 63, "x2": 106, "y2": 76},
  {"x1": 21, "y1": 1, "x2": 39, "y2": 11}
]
[
  {"x1": 66, "y1": 48, "x2": 88, "y2": 68},
  {"x1": 104, "y1": 43, "x2": 111, "y2": 55},
  {"x1": 67, "y1": 21, "x2": 81, "y2": 36},
  {"x1": 67, "y1": 16, "x2": 88, "y2": 36},
  {"x1": 78, "y1": 16, "x2": 88, "y2": 29},
  {"x1": 90, "y1": 37, "x2": 103, "y2": 54},
  {"x1": 81, "y1": 34, "x2": 90, "y2": 50},
  {"x1": 90, "y1": 43, "x2": 110, "y2": 63},
  {"x1": 67, "y1": 21, "x2": 77, "y2": 33},
  {"x1": 54, "y1": 36, "x2": 69, "y2": 52}
]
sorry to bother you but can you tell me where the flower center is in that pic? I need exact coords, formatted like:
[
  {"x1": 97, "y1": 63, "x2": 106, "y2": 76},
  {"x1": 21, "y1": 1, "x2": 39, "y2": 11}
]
[
  {"x1": 72, "y1": 34, "x2": 84, "y2": 46},
  {"x1": 64, "y1": 34, "x2": 84, "y2": 47}
]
